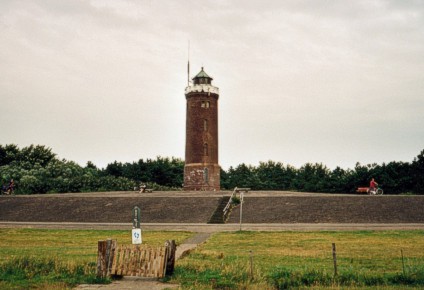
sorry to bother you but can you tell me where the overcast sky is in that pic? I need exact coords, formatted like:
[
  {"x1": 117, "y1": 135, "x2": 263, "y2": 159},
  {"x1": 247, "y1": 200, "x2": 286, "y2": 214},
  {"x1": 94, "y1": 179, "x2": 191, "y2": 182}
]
[{"x1": 1, "y1": 0, "x2": 423, "y2": 170}]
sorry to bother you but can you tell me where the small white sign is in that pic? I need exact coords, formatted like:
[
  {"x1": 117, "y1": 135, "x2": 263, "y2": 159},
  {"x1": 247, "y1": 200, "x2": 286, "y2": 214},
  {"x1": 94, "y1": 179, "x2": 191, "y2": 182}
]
[{"x1": 132, "y1": 228, "x2": 142, "y2": 244}]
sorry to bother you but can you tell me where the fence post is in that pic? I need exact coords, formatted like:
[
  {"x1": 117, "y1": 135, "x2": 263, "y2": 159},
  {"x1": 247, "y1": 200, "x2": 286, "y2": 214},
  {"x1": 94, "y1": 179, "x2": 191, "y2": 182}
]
[
  {"x1": 332, "y1": 243, "x2": 338, "y2": 276},
  {"x1": 165, "y1": 240, "x2": 176, "y2": 275},
  {"x1": 249, "y1": 250, "x2": 254, "y2": 280},
  {"x1": 97, "y1": 239, "x2": 116, "y2": 278},
  {"x1": 401, "y1": 249, "x2": 406, "y2": 276},
  {"x1": 97, "y1": 240, "x2": 107, "y2": 278}
]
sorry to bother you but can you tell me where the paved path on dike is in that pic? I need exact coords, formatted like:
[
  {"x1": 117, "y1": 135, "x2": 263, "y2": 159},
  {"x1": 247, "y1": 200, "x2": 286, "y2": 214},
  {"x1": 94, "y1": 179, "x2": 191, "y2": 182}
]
[{"x1": 1, "y1": 221, "x2": 424, "y2": 231}]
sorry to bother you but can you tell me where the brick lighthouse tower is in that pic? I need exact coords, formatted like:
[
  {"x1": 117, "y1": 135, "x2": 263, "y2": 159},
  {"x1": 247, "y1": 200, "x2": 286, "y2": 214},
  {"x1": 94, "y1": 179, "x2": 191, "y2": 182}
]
[{"x1": 184, "y1": 67, "x2": 220, "y2": 191}]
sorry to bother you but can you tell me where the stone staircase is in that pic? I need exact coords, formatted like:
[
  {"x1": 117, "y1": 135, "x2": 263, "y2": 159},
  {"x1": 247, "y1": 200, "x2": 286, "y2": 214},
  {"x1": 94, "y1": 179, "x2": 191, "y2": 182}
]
[{"x1": 207, "y1": 197, "x2": 229, "y2": 224}]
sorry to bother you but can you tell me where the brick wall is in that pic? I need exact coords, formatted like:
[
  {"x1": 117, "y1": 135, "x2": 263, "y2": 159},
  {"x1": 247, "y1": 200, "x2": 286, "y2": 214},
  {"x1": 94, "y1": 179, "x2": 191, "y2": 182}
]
[{"x1": 184, "y1": 91, "x2": 220, "y2": 190}]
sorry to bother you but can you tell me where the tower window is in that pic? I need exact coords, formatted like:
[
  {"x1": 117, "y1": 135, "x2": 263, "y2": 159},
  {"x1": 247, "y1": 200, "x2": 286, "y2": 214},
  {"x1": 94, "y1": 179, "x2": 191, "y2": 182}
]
[
  {"x1": 201, "y1": 101, "x2": 210, "y2": 108},
  {"x1": 203, "y1": 119, "x2": 208, "y2": 131},
  {"x1": 203, "y1": 143, "x2": 208, "y2": 156}
]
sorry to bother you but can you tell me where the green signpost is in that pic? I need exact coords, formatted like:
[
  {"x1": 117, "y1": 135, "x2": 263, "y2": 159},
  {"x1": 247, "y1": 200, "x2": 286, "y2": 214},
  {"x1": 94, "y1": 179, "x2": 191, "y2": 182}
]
[
  {"x1": 132, "y1": 206, "x2": 142, "y2": 244},
  {"x1": 133, "y1": 206, "x2": 141, "y2": 229}
]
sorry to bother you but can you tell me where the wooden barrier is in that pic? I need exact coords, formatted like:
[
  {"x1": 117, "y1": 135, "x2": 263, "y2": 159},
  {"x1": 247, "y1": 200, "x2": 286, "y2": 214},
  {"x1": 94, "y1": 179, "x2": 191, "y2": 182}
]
[{"x1": 97, "y1": 239, "x2": 176, "y2": 278}]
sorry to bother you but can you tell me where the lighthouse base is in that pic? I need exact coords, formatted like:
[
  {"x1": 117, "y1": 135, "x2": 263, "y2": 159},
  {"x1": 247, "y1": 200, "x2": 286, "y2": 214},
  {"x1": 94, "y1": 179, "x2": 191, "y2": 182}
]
[{"x1": 183, "y1": 163, "x2": 220, "y2": 191}]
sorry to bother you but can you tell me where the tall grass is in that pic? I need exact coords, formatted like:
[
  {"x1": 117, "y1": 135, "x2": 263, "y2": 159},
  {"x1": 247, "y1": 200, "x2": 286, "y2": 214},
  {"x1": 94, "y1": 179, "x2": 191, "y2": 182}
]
[
  {"x1": 0, "y1": 256, "x2": 108, "y2": 289},
  {"x1": 267, "y1": 265, "x2": 424, "y2": 288}
]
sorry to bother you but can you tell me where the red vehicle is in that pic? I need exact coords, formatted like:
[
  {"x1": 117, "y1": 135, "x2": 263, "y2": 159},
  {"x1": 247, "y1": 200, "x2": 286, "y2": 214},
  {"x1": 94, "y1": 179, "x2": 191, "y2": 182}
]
[{"x1": 356, "y1": 186, "x2": 383, "y2": 195}]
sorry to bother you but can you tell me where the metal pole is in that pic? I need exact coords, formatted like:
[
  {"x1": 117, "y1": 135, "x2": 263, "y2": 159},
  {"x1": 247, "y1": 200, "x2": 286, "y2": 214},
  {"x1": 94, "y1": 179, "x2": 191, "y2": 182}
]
[{"x1": 239, "y1": 192, "x2": 243, "y2": 231}]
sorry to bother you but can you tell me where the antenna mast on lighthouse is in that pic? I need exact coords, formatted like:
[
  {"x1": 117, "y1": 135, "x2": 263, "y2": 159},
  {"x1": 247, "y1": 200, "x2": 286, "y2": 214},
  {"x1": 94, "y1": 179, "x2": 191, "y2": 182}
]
[{"x1": 187, "y1": 40, "x2": 190, "y2": 87}]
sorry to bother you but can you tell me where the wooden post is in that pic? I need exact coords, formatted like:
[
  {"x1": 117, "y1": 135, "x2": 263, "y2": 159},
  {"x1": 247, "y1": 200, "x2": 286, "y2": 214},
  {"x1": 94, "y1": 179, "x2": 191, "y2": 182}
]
[
  {"x1": 332, "y1": 243, "x2": 338, "y2": 276},
  {"x1": 97, "y1": 239, "x2": 117, "y2": 278},
  {"x1": 401, "y1": 249, "x2": 405, "y2": 276},
  {"x1": 249, "y1": 250, "x2": 254, "y2": 280},
  {"x1": 97, "y1": 240, "x2": 107, "y2": 278},
  {"x1": 165, "y1": 240, "x2": 176, "y2": 275}
]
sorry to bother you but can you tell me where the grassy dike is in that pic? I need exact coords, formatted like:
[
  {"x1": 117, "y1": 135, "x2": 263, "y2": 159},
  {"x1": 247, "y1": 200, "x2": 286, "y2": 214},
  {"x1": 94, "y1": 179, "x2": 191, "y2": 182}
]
[{"x1": 0, "y1": 228, "x2": 192, "y2": 289}]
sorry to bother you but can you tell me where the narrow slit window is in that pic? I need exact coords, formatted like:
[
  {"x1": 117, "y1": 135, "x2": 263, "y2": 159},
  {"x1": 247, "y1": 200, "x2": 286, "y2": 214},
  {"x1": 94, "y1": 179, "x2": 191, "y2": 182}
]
[
  {"x1": 203, "y1": 119, "x2": 208, "y2": 131},
  {"x1": 203, "y1": 168, "x2": 209, "y2": 183},
  {"x1": 203, "y1": 143, "x2": 208, "y2": 156}
]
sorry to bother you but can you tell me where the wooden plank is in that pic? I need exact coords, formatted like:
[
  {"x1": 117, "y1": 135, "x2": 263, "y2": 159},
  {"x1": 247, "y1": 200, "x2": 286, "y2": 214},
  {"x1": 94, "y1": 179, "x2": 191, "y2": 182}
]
[
  {"x1": 109, "y1": 244, "x2": 168, "y2": 278},
  {"x1": 112, "y1": 245, "x2": 119, "y2": 275},
  {"x1": 133, "y1": 245, "x2": 140, "y2": 276},
  {"x1": 110, "y1": 245, "x2": 117, "y2": 275},
  {"x1": 160, "y1": 247, "x2": 166, "y2": 277},
  {"x1": 153, "y1": 248, "x2": 159, "y2": 277},
  {"x1": 160, "y1": 248, "x2": 166, "y2": 277},
  {"x1": 96, "y1": 240, "x2": 107, "y2": 278},
  {"x1": 142, "y1": 247, "x2": 147, "y2": 276},
  {"x1": 134, "y1": 246, "x2": 141, "y2": 277},
  {"x1": 124, "y1": 245, "x2": 131, "y2": 275},
  {"x1": 146, "y1": 248, "x2": 153, "y2": 277},
  {"x1": 107, "y1": 240, "x2": 116, "y2": 277},
  {"x1": 118, "y1": 245, "x2": 126, "y2": 276},
  {"x1": 159, "y1": 247, "x2": 166, "y2": 278},
  {"x1": 129, "y1": 245, "x2": 136, "y2": 276},
  {"x1": 114, "y1": 246, "x2": 121, "y2": 276}
]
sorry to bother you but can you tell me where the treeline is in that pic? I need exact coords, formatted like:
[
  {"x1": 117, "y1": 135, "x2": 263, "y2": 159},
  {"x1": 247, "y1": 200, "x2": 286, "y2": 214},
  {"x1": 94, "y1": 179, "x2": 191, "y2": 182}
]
[
  {"x1": 221, "y1": 157, "x2": 424, "y2": 194},
  {"x1": 0, "y1": 144, "x2": 182, "y2": 194},
  {"x1": 1, "y1": 144, "x2": 423, "y2": 194}
]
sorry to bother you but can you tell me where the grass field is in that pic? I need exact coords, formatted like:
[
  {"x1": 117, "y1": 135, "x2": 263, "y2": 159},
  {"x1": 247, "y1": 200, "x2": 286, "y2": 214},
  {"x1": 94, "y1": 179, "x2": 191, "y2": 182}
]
[
  {"x1": 171, "y1": 231, "x2": 424, "y2": 289},
  {"x1": 0, "y1": 228, "x2": 192, "y2": 263},
  {"x1": 1, "y1": 229, "x2": 424, "y2": 289},
  {"x1": 0, "y1": 228, "x2": 193, "y2": 289}
]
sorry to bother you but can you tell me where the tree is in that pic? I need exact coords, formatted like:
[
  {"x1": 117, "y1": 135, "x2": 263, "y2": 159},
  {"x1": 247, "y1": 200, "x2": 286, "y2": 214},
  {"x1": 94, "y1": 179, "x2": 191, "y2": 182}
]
[
  {"x1": 256, "y1": 161, "x2": 293, "y2": 190},
  {"x1": 104, "y1": 161, "x2": 123, "y2": 177},
  {"x1": 19, "y1": 145, "x2": 56, "y2": 167},
  {"x1": 225, "y1": 163, "x2": 260, "y2": 189},
  {"x1": 412, "y1": 149, "x2": 424, "y2": 194},
  {"x1": 292, "y1": 163, "x2": 331, "y2": 192},
  {"x1": 220, "y1": 168, "x2": 230, "y2": 189},
  {"x1": 85, "y1": 161, "x2": 98, "y2": 170},
  {"x1": 0, "y1": 144, "x2": 20, "y2": 166},
  {"x1": 327, "y1": 167, "x2": 350, "y2": 193}
]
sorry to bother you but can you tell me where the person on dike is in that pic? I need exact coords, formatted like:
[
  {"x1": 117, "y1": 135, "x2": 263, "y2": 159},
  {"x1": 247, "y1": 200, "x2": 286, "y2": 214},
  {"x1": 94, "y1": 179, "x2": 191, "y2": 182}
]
[
  {"x1": 7, "y1": 179, "x2": 15, "y2": 194},
  {"x1": 369, "y1": 178, "x2": 378, "y2": 195}
]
